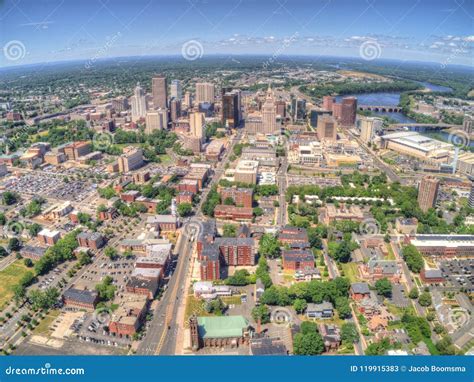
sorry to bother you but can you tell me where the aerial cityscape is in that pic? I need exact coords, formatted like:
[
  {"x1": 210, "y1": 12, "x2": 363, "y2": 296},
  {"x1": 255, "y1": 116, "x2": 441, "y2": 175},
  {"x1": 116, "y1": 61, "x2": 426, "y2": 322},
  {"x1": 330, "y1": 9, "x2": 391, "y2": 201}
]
[{"x1": 0, "y1": 0, "x2": 473, "y2": 360}]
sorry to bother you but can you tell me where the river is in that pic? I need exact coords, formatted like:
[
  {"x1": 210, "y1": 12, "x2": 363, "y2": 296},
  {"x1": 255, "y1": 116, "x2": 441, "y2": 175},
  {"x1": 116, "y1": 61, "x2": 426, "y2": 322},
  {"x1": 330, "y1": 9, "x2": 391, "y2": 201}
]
[{"x1": 335, "y1": 81, "x2": 452, "y2": 123}]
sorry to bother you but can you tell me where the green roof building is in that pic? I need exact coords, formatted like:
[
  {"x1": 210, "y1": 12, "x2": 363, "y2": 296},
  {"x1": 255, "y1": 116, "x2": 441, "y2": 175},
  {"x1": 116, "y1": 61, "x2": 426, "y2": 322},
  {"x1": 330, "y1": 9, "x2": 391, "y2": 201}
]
[{"x1": 190, "y1": 315, "x2": 250, "y2": 350}]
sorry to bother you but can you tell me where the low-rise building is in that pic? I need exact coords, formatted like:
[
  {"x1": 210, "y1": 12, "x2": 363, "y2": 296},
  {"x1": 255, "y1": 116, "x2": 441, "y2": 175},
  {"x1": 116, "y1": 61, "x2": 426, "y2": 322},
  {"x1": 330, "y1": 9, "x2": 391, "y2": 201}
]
[
  {"x1": 109, "y1": 293, "x2": 148, "y2": 338},
  {"x1": 62, "y1": 287, "x2": 99, "y2": 311},
  {"x1": 281, "y1": 249, "x2": 314, "y2": 272},
  {"x1": 214, "y1": 205, "x2": 253, "y2": 221},
  {"x1": 306, "y1": 302, "x2": 334, "y2": 319},
  {"x1": 76, "y1": 232, "x2": 105, "y2": 250},
  {"x1": 37, "y1": 228, "x2": 61, "y2": 246},
  {"x1": 321, "y1": 204, "x2": 364, "y2": 225}
]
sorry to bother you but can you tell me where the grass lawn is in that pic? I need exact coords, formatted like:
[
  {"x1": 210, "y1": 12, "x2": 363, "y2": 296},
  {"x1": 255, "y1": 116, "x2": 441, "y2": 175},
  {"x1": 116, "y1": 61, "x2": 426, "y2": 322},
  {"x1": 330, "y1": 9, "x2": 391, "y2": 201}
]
[
  {"x1": 386, "y1": 245, "x2": 396, "y2": 260},
  {"x1": 340, "y1": 262, "x2": 360, "y2": 283},
  {"x1": 385, "y1": 302, "x2": 415, "y2": 317},
  {"x1": 158, "y1": 154, "x2": 172, "y2": 164},
  {"x1": 221, "y1": 295, "x2": 242, "y2": 305},
  {"x1": 183, "y1": 295, "x2": 210, "y2": 328},
  {"x1": 0, "y1": 260, "x2": 31, "y2": 311},
  {"x1": 33, "y1": 309, "x2": 61, "y2": 336}
]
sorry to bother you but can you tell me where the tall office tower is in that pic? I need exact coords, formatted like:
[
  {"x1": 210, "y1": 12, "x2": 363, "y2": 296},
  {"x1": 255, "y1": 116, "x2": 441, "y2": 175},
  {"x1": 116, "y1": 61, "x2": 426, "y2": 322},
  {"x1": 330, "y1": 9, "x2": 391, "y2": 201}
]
[
  {"x1": 317, "y1": 115, "x2": 337, "y2": 141},
  {"x1": 189, "y1": 111, "x2": 205, "y2": 142},
  {"x1": 195, "y1": 82, "x2": 215, "y2": 104},
  {"x1": 145, "y1": 109, "x2": 168, "y2": 134},
  {"x1": 118, "y1": 146, "x2": 144, "y2": 173},
  {"x1": 262, "y1": 85, "x2": 277, "y2": 134},
  {"x1": 417, "y1": 176, "x2": 440, "y2": 212},
  {"x1": 183, "y1": 91, "x2": 192, "y2": 109},
  {"x1": 275, "y1": 100, "x2": 286, "y2": 118},
  {"x1": 170, "y1": 98, "x2": 181, "y2": 122},
  {"x1": 112, "y1": 97, "x2": 129, "y2": 112},
  {"x1": 469, "y1": 180, "x2": 474, "y2": 209},
  {"x1": 310, "y1": 109, "x2": 332, "y2": 128},
  {"x1": 359, "y1": 116, "x2": 382, "y2": 143},
  {"x1": 340, "y1": 97, "x2": 357, "y2": 126},
  {"x1": 170, "y1": 80, "x2": 182, "y2": 100},
  {"x1": 322, "y1": 96, "x2": 335, "y2": 111},
  {"x1": 131, "y1": 83, "x2": 147, "y2": 122},
  {"x1": 222, "y1": 89, "x2": 240, "y2": 128},
  {"x1": 291, "y1": 98, "x2": 306, "y2": 121},
  {"x1": 463, "y1": 115, "x2": 473, "y2": 134},
  {"x1": 152, "y1": 76, "x2": 167, "y2": 109}
]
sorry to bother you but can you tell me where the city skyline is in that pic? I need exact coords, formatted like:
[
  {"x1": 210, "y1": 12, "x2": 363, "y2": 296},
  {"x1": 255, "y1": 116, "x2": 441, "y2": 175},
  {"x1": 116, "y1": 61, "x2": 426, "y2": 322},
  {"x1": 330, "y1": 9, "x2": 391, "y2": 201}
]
[{"x1": 0, "y1": 0, "x2": 473, "y2": 68}]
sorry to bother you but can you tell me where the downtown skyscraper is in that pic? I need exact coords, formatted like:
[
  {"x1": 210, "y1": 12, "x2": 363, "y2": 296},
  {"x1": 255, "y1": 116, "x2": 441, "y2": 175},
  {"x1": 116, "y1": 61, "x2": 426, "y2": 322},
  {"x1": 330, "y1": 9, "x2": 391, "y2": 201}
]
[{"x1": 152, "y1": 76, "x2": 168, "y2": 109}]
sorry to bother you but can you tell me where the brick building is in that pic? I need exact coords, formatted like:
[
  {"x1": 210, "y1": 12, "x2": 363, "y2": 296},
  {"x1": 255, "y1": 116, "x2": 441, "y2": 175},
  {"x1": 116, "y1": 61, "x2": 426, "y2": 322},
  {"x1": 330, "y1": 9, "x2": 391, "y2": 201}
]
[
  {"x1": 219, "y1": 187, "x2": 253, "y2": 208},
  {"x1": 214, "y1": 205, "x2": 253, "y2": 221},
  {"x1": 76, "y1": 232, "x2": 105, "y2": 250},
  {"x1": 62, "y1": 288, "x2": 99, "y2": 310},
  {"x1": 281, "y1": 249, "x2": 315, "y2": 272}
]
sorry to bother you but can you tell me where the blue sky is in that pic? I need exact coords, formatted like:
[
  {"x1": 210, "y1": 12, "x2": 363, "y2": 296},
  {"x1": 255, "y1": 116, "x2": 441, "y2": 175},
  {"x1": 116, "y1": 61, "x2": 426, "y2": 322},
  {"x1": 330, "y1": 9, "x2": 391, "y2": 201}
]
[{"x1": 0, "y1": 0, "x2": 473, "y2": 67}]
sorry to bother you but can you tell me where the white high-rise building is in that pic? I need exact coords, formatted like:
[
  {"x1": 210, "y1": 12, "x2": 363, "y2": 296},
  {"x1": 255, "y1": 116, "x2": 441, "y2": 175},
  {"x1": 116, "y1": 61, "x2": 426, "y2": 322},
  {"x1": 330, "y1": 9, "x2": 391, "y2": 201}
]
[
  {"x1": 195, "y1": 82, "x2": 215, "y2": 104},
  {"x1": 359, "y1": 116, "x2": 382, "y2": 143},
  {"x1": 183, "y1": 91, "x2": 192, "y2": 109},
  {"x1": 171, "y1": 80, "x2": 182, "y2": 100},
  {"x1": 145, "y1": 109, "x2": 168, "y2": 134},
  {"x1": 261, "y1": 85, "x2": 277, "y2": 134},
  {"x1": 189, "y1": 111, "x2": 205, "y2": 142},
  {"x1": 131, "y1": 83, "x2": 147, "y2": 122}
]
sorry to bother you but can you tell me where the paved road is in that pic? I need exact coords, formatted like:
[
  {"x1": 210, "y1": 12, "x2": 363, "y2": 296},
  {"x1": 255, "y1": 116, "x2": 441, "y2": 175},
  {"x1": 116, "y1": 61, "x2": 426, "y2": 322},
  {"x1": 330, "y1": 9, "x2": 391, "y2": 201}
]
[
  {"x1": 136, "y1": 221, "x2": 195, "y2": 355},
  {"x1": 277, "y1": 155, "x2": 288, "y2": 226}
]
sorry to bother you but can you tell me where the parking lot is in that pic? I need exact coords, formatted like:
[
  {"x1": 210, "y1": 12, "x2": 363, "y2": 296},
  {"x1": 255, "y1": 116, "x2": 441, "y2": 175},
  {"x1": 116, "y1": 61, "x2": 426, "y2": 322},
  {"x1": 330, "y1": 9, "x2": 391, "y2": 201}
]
[
  {"x1": 6, "y1": 171, "x2": 95, "y2": 202},
  {"x1": 439, "y1": 259, "x2": 474, "y2": 292}
]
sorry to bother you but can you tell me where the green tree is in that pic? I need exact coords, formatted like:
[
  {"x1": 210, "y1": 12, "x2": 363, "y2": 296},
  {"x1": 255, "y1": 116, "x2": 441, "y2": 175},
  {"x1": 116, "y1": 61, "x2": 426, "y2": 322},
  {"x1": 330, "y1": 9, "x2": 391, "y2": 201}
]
[
  {"x1": 402, "y1": 245, "x2": 423, "y2": 273},
  {"x1": 223, "y1": 197, "x2": 235, "y2": 206},
  {"x1": 251, "y1": 305, "x2": 270, "y2": 324},
  {"x1": 408, "y1": 288, "x2": 419, "y2": 299},
  {"x1": 418, "y1": 291, "x2": 432, "y2": 307},
  {"x1": 341, "y1": 323, "x2": 359, "y2": 345},
  {"x1": 104, "y1": 246, "x2": 118, "y2": 260},
  {"x1": 436, "y1": 336, "x2": 456, "y2": 355},
  {"x1": 375, "y1": 278, "x2": 392, "y2": 297},
  {"x1": 0, "y1": 246, "x2": 8, "y2": 258},
  {"x1": 222, "y1": 224, "x2": 237, "y2": 238},
  {"x1": 177, "y1": 203, "x2": 193, "y2": 217},
  {"x1": 293, "y1": 331, "x2": 324, "y2": 355},
  {"x1": 259, "y1": 234, "x2": 281, "y2": 258},
  {"x1": 8, "y1": 238, "x2": 21, "y2": 252},
  {"x1": 293, "y1": 298, "x2": 307, "y2": 314},
  {"x1": 23, "y1": 258, "x2": 33, "y2": 267}
]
